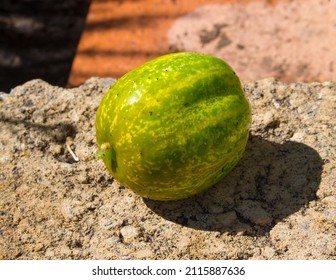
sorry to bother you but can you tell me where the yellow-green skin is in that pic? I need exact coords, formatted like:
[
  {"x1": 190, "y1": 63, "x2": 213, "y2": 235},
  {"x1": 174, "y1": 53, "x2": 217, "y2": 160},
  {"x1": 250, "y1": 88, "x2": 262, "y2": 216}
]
[{"x1": 96, "y1": 52, "x2": 251, "y2": 200}]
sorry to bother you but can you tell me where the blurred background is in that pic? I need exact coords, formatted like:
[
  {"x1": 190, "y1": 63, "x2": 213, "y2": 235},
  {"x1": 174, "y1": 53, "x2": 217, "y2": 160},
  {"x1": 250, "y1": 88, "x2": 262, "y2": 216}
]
[
  {"x1": 0, "y1": 0, "x2": 91, "y2": 92},
  {"x1": 1, "y1": 0, "x2": 335, "y2": 92}
]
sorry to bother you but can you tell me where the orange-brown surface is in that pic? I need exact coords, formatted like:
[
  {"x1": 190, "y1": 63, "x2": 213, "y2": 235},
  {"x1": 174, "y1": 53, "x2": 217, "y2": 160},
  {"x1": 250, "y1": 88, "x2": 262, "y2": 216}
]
[
  {"x1": 68, "y1": 0, "x2": 335, "y2": 86},
  {"x1": 68, "y1": 0, "x2": 280, "y2": 86}
]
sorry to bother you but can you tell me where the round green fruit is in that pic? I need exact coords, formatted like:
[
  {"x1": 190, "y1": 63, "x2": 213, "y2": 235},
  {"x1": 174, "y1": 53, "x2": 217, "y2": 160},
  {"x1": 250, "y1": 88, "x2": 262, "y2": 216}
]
[{"x1": 95, "y1": 52, "x2": 251, "y2": 200}]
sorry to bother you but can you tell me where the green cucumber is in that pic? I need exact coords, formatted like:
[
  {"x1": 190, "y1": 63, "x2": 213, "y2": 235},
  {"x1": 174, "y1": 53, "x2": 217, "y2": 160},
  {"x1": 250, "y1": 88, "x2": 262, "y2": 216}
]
[{"x1": 96, "y1": 52, "x2": 251, "y2": 200}]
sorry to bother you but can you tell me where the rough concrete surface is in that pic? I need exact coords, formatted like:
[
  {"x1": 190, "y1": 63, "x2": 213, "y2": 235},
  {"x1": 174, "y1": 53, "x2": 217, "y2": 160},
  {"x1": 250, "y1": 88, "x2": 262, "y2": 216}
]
[
  {"x1": 0, "y1": 77, "x2": 335, "y2": 259},
  {"x1": 168, "y1": 0, "x2": 336, "y2": 82}
]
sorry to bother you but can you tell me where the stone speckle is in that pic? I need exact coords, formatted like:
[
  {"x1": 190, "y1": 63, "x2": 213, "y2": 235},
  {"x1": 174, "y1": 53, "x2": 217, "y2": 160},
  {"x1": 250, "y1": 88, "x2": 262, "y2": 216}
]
[
  {"x1": 120, "y1": 226, "x2": 140, "y2": 241},
  {"x1": 0, "y1": 77, "x2": 335, "y2": 259},
  {"x1": 235, "y1": 200, "x2": 273, "y2": 226}
]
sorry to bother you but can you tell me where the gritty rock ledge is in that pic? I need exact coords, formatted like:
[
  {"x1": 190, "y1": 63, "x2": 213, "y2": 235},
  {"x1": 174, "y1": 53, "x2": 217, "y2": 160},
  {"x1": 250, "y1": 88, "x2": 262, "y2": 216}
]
[{"x1": 0, "y1": 77, "x2": 335, "y2": 259}]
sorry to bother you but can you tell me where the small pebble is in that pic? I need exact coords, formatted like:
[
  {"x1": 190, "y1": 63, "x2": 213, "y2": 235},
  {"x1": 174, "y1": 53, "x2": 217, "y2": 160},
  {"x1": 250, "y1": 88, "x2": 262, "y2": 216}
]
[
  {"x1": 263, "y1": 111, "x2": 274, "y2": 126},
  {"x1": 120, "y1": 226, "x2": 139, "y2": 241},
  {"x1": 236, "y1": 200, "x2": 272, "y2": 226},
  {"x1": 290, "y1": 132, "x2": 305, "y2": 142}
]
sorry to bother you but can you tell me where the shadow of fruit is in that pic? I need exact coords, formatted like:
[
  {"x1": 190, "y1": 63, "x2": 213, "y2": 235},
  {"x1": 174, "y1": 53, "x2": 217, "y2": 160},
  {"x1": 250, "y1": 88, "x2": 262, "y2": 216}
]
[{"x1": 145, "y1": 135, "x2": 323, "y2": 234}]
